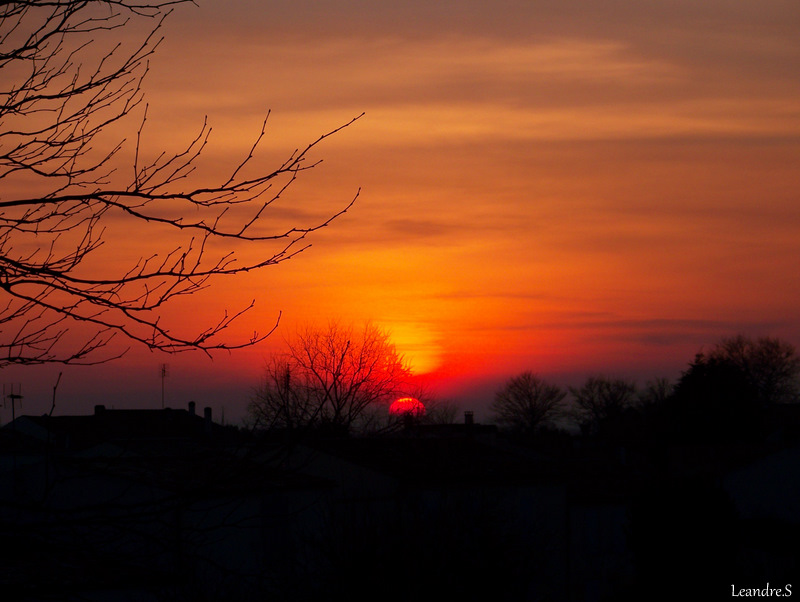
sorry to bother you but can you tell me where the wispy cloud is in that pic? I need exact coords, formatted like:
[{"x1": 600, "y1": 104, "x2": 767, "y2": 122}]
[{"x1": 41, "y1": 0, "x2": 799, "y2": 411}]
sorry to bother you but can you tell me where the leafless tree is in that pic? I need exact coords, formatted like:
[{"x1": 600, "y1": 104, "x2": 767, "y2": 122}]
[
  {"x1": 247, "y1": 354, "x2": 319, "y2": 434},
  {"x1": 637, "y1": 377, "x2": 674, "y2": 407},
  {"x1": 490, "y1": 371, "x2": 566, "y2": 434},
  {"x1": 250, "y1": 322, "x2": 411, "y2": 434},
  {"x1": 0, "y1": 1, "x2": 360, "y2": 367},
  {"x1": 569, "y1": 375, "x2": 637, "y2": 433}
]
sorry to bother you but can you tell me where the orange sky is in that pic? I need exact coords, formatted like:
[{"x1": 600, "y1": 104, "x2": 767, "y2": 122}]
[{"x1": 2, "y1": 0, "x2": 799, "y2": 422}]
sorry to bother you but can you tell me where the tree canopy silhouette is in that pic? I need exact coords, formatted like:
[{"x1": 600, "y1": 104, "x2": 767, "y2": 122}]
[
  {"x1": 700, "y1": 335, "x2": 800, "y2": 406},
  {"x1": 0, "y1": 1, "x2": 360, "y2": 367},
  {"x1": 668, "y1": 335, "x2": 800, "y2": 442}
]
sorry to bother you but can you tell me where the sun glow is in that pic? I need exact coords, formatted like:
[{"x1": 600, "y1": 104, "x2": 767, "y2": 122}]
[
  {"x1": 389, "y1": 397, "x2": 426, "y2": 417},
  {"x1": 383, "y1": 322, "x2": 442, "y2": 375}
]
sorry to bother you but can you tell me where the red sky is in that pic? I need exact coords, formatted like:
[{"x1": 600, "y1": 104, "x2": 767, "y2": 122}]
[{"x1": 2, "y1": 0, "x2": 799, "y2": 422}]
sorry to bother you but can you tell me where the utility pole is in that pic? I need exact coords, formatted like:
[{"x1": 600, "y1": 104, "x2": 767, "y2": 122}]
[
  {"x1": 3, "y1": 384, "x2": 22, "y2": 475},
  {"x1": 160, "y1": 364, "x2": 169, "y2": 409}
]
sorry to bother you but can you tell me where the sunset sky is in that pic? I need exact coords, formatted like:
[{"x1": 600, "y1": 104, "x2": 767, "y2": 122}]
[{"x1": 2, "y1": 0, "x2": 799, "y2": 422}]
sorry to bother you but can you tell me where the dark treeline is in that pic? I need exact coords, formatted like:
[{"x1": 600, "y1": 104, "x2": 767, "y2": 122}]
[
  {"x1": 1, "y1": 333, "x2": 798, "y2": 601},
  {"x1": 241, "y1": 332, "x2": 800, "y2": 601},
  {"x1": 482, "y1": 334, "x2": 800, "y2": 601},
  {"x1": 491, "y1": 334, "x2": 799, "y2": 442}
]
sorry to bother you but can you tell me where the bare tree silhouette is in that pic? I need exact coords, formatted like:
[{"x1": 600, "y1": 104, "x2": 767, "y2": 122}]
[
  {"x1": 490, "y1": 371, "x2": 565, "y2": 434},
  {"x1": 637, "y1": 377, "x2": 674, "y2": 407},
  {"x1": 569, "y1": 375, "x2": 637, "y2": 434},
  {"x1": 249, "y1": 322, "x2": 410, "y2": 435},
  {"x1": 0, "y1": 1, "x2": 361, "y2": 367},
  {"x1": 248, "y1": 354, "x2": 320, "y2": 434}
]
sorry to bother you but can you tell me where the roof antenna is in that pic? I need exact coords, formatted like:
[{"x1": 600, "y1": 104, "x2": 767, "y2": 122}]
[{"x1": 3, "y1": 383, "x2": 23, "y2": 425}]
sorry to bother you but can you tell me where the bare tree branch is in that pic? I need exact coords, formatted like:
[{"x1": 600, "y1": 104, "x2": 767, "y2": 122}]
[{"x1": 0, "y1": 1, "x2": 362, "y2": 366}]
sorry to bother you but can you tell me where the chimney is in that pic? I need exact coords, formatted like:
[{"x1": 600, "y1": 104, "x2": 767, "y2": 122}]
[
  {"x1": 188, "y1": 401, "x2": 196, "y2": 416},
  {"x1": 94, "y1": 405, "x2": 106, "y2": 415},
  {"x1": 204, "y1": 406, "x2": 212, "y2": 434},
  {"x1": 464, "y1": 411, "x2": 474, "y2": 426}
]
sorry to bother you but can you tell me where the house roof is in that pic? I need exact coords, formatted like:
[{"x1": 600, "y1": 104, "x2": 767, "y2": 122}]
[{"x1": 4, "y1": 404, "x2": 223, "y2": 451}]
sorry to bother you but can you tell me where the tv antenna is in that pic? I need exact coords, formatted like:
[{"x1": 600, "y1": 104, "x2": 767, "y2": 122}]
[
  {"x1": 160, "y1": 364, "x2": 169, "y2": 409},
  {"x1": 3, "y1": 383, "x2": 23, "y2": 425}
]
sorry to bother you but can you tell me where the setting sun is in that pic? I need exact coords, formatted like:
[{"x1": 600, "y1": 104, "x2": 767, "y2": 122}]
[{"x1": 389, "y1": 397, "x2": 426, "y2": 417}]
